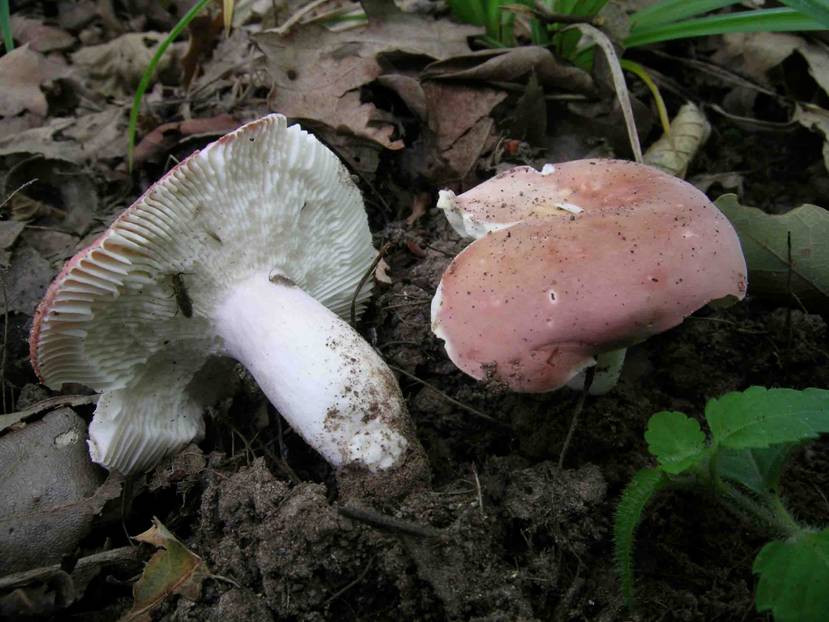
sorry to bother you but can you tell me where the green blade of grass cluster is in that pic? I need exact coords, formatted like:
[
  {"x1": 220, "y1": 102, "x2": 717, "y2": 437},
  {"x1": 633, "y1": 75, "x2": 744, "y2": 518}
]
[
  {"x1": 448, "y1": 0, "x2": 487, "y2": 25},
  {"x1": 1, "y1": 0, "x2": 13, "y2": 51},
  {"x1": 127, "y1": 0, "x2": 213, "y2": 171},
  {"x1": 614, "y1": 468, "x2": 667, "y2": 607},
  {"x1": 780, "y1": 0, "x2": 829, "y2": 28},
  {"x1": 630, "y1": 0, "x2": 741, "y2": 30},
  {"x1": 626, "y1": 7, "x2": 825, "y2": 48}
]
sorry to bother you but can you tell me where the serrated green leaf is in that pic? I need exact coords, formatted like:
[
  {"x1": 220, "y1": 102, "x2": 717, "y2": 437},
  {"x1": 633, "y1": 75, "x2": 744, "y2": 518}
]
[
  {"x1": 717, "y1": 445, "x2": 792, "y2": 494},
  {"x1": 754, "y1": 529, "x2": 829, "y2": 622},
  {"x1": 644, "y1": 411, "x2": 707, "y2": 474},
  {"x1": 614, "y1": 468, "x2": 668, "y2": 607},
  {"x1": 706, "y1": 387, "x2": 829, "y2": 450},
  {"x1": 715, "y1": 194, "x2": 829, "y2": 312}
]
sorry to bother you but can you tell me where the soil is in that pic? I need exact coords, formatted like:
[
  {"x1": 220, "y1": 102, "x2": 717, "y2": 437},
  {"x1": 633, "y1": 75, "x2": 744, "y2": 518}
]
[{"x1": 2, "y1": 3, "x2": 829, "y2": 621}]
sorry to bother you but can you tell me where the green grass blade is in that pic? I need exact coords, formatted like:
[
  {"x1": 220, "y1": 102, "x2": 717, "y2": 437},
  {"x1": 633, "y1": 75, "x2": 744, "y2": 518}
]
[
  {"x1": 1, "y1": 0, "x2": 13, "y2": 51},
  {"x1": 448, "y1": 0, "x2": 487, "y2": 26},
  {"x1": 625, "y1": 8, "x2": 826, "y2": 48},
  {"x1": 555, "y1": 0, "x2": 579, "y2": 14},
  {"x1": 574, "y1": 0, "x2": 610, "y2": 17},
  {"x1": 630, "y1": 0, "x2": 741, "y2": 30},
  {"x1": 127, "y1": 0, "x2": 213, "y2": 171},
  {"x1": 614, "y1": 468, "x2": 668, "y2": 607},
  {"x1": 779, "y1": 0, "x2": 829, "y2": 27}
]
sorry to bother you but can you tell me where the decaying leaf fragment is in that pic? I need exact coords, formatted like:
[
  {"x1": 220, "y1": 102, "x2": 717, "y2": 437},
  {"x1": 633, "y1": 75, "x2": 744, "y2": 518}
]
[
  {"x1": 0, "y1": 45, "x2": 69, "y2": 118},
  {"x1": 716, "y1": 195, "x2": 829, "y2": 312},
  {"x1": 71, "y1": 32, "x2": 182, "y2": 97},
  {"x1": 644, "y1": 103, "x2": 710, "y2": 178},
  {"x1": 255, "y1": 4, "x2": 478, "y2": 150},
  {"x1": 123, "y1": 518, "x2": 209, "y2": 622}
]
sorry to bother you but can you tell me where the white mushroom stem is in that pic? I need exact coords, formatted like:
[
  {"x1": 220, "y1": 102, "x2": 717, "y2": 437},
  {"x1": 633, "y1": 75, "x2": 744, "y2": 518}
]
[
  {"x1": 566, "y1": 348, "x2": 627, "y2": 396},
  {"x1": 213, "y1": 273, "x2": 409, "y2": 471}
]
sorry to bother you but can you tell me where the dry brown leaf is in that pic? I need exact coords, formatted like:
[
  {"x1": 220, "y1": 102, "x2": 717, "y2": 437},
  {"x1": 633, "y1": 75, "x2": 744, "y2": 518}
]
[
  {"x1": 0, "y1": 109, "x2": 126, "y2": 164},
  {"x1": 255, "y1": 8, "x2": 478, "y2": 149},
  {"x1": 794, "y1": 104, "x2": 829, "y2": 172},
  {"x1": 716, "y1": 32, "x2": 829, "y2": 95},
  {"x1": 133, "y1": 114, "x2": 240, "y2": 164},
  {"x1": 374, "y1": 257, "x2": 392, "y2": 284},
  {"x1": 71, "y1": 32, "x2": 182, "y2": 98},
  {"x1": 0, "y1": 45, "x2": 69, "y2": 118},
  {"x1": 423, "y1": 47, "x2": 594, "y2": 94},
  {"x1": 181, "y1": 12, "x2": 225, "y2": 87},
  {"x1": 424, "y1": 82, "x2": 506, "y2": 182},
  {"x1": 10, "y1": 16, "x2": 75, "y2": 52}
]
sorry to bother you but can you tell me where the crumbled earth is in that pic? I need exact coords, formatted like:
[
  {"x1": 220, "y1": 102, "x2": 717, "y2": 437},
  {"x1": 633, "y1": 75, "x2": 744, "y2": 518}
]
[{"x1": 2, "y1": 2, "x2": 829, "y2": 621}]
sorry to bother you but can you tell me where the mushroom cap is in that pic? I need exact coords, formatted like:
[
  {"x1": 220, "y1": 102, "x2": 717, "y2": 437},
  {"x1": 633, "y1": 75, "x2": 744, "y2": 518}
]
[
  {"x1": 431, "y1": 159, "x2": 747, "y2": 393},
  {"x1": 31, "y1": 114, "x2": 373, "y2": 388},
  {"x1": 29, "y1": 115, "x2": 376, "y2": 471}
]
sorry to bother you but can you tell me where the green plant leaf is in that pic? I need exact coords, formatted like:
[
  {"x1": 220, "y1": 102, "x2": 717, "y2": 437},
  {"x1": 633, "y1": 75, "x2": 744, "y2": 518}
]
[
  {"x1": 716, "y1": 445, "x2": 793, "y2": 494},
  {"x1": 644, "y1": 411, "x2": 707, "y2": 474},
  {"x1": 715, "y1": 195, "x2": 829, "y2": 312},
  {"x1": 125, "y1": 517, "x2": 209, "y2": 621},
  {"x1": 625, "y1": 8, "x2": 825, "y2": 48},
  {"x1": 614, "y1": 468, "x2": 668, "y2": 606},
  {"x1": 448, "y1": 0, "x2": 487, "y2": 25},
  {"x1": 779, "y1": 0, "x2": 829, "y2": 28},
  {"x1": 754, "y1": 529, "x2": 829, "y2": 622},
  {"x1": 630, "y1": 0, "x2": 740, "y2": 30},
  {"x1": 706, "y1": 386, "x2": 829, "y2": 450}
]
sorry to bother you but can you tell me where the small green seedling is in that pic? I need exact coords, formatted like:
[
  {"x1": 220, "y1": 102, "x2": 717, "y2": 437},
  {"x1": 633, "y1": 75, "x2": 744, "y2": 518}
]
[{"x1": 615, "y1": 386, "x2": 829, "y2": 622}]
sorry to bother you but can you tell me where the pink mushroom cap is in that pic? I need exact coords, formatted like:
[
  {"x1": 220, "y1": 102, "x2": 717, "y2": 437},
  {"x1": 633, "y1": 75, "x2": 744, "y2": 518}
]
[{"x1": 431, "y1": 159, "x2": 748, "y2": 393}]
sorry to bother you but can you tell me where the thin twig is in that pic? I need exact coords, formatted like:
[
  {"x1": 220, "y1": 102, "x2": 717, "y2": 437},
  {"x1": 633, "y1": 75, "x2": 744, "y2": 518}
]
[
  {"x1": 530, "y1": 2, "x2": 598, "y2": 25},
  {"x1": 323, "y1": 556, "x2": 375, "y2": 606},
  {"x1": 472, "y1": 463, "x2": 485, "y2": 519},
  {"x1": 269, "y1": 0, "x2": 329, "y2": 35},
  {"x1": 350, "y1": 242, "x2": 391, "y2": 326},
  {"x1": 388, "y1": 363, "x2": 508, "y2": 428},
  {"x1": 0, "y1": 272, "x2": 7, "y2": 413},
  {"x1": 0, "y1": 394, "x2": 99, "y2": 430},
  {"x1": 557, "y1": 366, "x2": 595, "y2": 469},
  {"x1": 785, "y1": 231, "x2": 793, "y2": 356},
  {"x1": 338, "y1": 505, "x2": 442, "y2": 539},
  {"x1": 0, "y1": 178, "x2": 38, "y2": 213}
]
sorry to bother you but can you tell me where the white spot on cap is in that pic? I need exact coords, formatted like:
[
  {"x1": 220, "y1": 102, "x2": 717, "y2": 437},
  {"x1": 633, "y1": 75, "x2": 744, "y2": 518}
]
[
  {"x1": 540, "y1": 164, "x2": 556, "y2": 176},
  {"x1": 555, "y1": 202, "x2": 584, "y2": 214}
]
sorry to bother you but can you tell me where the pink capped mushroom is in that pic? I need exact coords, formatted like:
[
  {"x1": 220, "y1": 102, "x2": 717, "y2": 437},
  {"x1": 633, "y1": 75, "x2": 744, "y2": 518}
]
[
  {"x1": 30, "y1": 114, "x2": 426, "y2": 494},
  {"x1": 431, "y1": 159, "x2": 747, "y2": 395}
]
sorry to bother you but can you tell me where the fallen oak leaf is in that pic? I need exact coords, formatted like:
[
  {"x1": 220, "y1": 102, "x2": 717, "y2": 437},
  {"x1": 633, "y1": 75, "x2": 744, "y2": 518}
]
[{"x1": 123, "y1": 518, "x2": 210, "y2": 622}]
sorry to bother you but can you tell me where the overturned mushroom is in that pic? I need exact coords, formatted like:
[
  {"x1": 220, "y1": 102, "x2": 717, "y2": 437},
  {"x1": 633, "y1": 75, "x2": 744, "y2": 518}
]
[
  {"x1": 30, "y1": 115, "x2": 426, "y2": 494},
  {"x1": 431, "y1": 160, "x2": 747, "y2": 394}
]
